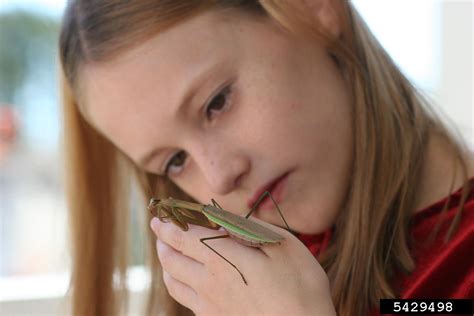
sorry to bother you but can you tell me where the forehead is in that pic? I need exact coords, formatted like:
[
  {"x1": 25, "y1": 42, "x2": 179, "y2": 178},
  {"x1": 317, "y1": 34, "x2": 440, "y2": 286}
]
[
  {"x1": 78, "y1": 9, "x2": 249, "y2": 156},
  {"x1": 80, "y1": 9, "x2": 238, "y2": 115},
  {"x1": 77, "y1": 7, "x2": 294, "y2": 169}
]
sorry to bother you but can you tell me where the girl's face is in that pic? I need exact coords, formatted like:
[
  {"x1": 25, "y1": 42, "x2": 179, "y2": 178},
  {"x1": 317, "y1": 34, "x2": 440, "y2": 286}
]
[{"x1": 81, "y1": 9, "x2": 353, "y2": 234}]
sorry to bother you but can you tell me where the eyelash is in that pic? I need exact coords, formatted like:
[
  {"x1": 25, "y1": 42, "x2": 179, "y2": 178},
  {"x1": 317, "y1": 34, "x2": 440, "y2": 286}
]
[
  {"x1": 164, "y1": 84, "x2": 232, "y2": 176},
  {"x1": 204, "y1": 84, "x2": 232, "y2": 120},
  {"x1": 164, "y1": 150, "x2": 187, "y2": 176}
]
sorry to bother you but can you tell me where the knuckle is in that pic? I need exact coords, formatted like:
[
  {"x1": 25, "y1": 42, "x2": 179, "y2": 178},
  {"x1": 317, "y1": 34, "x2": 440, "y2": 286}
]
[
  {"x1": 162, "y1": 271, "x2": 178, "y2": 298},
  {"x1": 156, "y1": 240, "x2": 174, "y2": 268},
  {"x1": 169, "y1": 227, "x2": 184, "y2": 252},
  {"x1": 203, "y1": 248, "x2": 228, "y2": 270},
  {"x1": 207, "y1": 254, "x2": 222, "y2": 269},
  {"x1": 200, "y1": 241, "x2": 223, "y2": 267},
  {"x1": 198, "y1": 245, "x2": 213, "y2": 265}
]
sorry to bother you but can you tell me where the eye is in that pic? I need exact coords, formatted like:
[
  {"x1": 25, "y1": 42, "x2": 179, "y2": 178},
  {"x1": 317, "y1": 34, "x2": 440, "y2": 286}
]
[
  {"x1": 205, "y1": 85, "x2": 231, "y2": 120},
  {"x1": 164, "y1": 150, "x2": 187, "y2": 175}
]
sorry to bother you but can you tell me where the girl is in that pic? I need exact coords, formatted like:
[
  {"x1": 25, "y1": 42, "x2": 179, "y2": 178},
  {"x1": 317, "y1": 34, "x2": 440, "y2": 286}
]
[{"x1": 59, "y1": 0, "x2": 474, "y2": 315}]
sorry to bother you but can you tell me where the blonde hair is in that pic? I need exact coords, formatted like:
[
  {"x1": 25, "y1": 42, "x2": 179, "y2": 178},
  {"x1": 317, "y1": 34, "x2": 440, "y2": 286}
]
[{"x1": 59, "y1": 1, "x2": 471, "y2": 315}]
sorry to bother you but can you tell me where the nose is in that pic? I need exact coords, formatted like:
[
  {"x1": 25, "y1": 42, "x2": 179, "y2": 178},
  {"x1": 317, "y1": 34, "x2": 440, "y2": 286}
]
[{"x1": 192, "y1": 143, "x2": 250, "y2": 195}]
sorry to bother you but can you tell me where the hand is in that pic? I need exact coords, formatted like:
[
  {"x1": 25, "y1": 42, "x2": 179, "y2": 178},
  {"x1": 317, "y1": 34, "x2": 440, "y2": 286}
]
[{"x1": 151, "y1": 217, "x2": 336, "y2": 316}]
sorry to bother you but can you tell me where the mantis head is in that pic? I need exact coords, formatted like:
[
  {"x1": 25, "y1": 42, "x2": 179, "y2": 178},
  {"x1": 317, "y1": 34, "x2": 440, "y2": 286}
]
[{"x1": 148, "y1": 198, "x2": 161, "y2": 216}]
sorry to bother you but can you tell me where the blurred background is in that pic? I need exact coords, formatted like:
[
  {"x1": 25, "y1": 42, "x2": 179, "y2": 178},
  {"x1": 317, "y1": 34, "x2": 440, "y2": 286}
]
[{"x1": 0, "y1": 0, "x2": 472, "y2": 315}]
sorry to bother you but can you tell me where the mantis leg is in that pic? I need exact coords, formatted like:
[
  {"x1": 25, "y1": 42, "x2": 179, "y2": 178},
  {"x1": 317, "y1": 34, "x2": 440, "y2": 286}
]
[
  {"x1": 211, "y1": 198, "x2": 223, "y2": 209},
  {"x1": 169, "y1": 206, "x2": 189, "y2": 231},
  {"x1": 156, "y1": 205, "x2": 173, "y2": 222},
  {"x1": 200, "y1": 235, "x2": 248, "y2": 285},
  {"x1": 245, "y1": 191, "x2": 291, "y2": 231}
]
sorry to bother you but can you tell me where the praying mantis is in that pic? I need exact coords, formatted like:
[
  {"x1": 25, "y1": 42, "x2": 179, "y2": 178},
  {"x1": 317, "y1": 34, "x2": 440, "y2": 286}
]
[{"x1": 148, "y1": 191, "x2": 291, "y2": 285}]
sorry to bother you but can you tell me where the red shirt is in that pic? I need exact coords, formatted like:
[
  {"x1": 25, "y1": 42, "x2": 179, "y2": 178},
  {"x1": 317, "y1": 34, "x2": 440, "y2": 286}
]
[{"x1": 297, "y1": 178, "x2": 474, "y2": 313}]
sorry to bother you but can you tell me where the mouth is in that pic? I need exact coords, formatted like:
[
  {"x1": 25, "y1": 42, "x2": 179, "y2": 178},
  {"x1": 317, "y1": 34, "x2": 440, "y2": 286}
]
[{"x1": 247, "y1": 171, "x2": 291, "y2": 211}]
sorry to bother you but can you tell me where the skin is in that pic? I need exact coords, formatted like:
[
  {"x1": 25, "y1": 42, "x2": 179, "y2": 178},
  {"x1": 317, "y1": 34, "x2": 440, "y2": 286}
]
[
  {"x1": 81, "y1": 6, "x2": 352, "y2": 236},
  {"x1": 79, "y1": 1, "x2": 474, "y2": 315},
  {"x1": 81, "y1": 4, "x2": 344, "y2": 313}
]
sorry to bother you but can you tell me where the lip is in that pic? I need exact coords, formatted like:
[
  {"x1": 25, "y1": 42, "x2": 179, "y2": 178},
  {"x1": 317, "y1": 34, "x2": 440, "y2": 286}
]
[{"x1": 247, "y1": 171, "x2": 291, "y2": 211}]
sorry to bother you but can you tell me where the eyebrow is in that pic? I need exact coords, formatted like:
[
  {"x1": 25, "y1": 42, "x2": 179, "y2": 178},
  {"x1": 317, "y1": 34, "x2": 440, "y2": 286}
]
[{"x1": 137, "y1": 62, "x2": 223, "y2": 169}]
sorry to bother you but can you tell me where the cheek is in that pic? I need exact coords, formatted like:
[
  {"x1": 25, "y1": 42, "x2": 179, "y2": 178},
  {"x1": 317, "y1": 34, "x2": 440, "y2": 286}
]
[
  {"x1": 171, "y1": 176, "x2": 206, "y2": 204},
  {"x1": 290, "y1": 101, "x2": 302, "y2": 111}
]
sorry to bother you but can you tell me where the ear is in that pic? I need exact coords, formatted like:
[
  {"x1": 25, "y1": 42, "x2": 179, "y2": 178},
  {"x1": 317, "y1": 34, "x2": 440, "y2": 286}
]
[{"x1": 301, "y1": 0, "x2": 342, "y2": 37}]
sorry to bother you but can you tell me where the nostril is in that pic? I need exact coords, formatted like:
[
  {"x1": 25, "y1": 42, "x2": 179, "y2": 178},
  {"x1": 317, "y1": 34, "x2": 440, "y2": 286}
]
[{"x1": 233, "y1": 161, "x2": 250, "y2": 189}]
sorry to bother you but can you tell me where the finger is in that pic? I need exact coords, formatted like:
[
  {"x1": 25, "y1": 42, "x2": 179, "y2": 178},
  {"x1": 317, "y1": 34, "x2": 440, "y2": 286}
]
[
  {"x1": 238, "y1": 216, "x2": 294, "y2": 257},
  {"x1": 156, "y1": 239, "x2": 204, "y2": 291},
  {"x1": 151, "y1": 217, "x2": 215, "y2": 261},
  {"x1": 156, "y1": 229, "x2": 257, "y2": 289},
  {"x1": 162, "y1": 270, "x2": 198, "y2": 312},
  {"x1": 151, "y1": 218, "x2": 260, "y2": 265}
]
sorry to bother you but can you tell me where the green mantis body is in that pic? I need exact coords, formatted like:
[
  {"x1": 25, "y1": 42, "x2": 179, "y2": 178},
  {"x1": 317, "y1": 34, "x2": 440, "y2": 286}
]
[{"x1": 148, "y1": 191, "x2": 291, "y2": 284}]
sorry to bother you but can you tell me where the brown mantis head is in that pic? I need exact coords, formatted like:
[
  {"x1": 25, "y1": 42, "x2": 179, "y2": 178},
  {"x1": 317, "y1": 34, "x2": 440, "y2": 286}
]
[
  {"x1": 148, "y1": 197, "x2": 220, "y2": 231},
  {"x1": 148, "y1": 198, "x2": 161, "y2": 215},
  {"x1": 148, "y1": 197, "x2": 181, "y2": 228}
]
